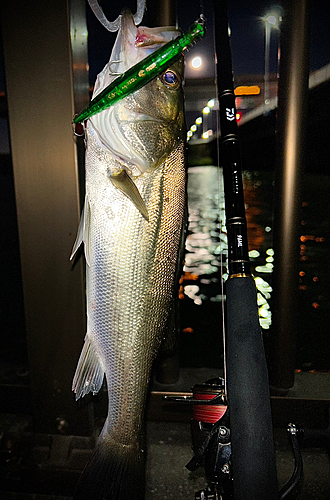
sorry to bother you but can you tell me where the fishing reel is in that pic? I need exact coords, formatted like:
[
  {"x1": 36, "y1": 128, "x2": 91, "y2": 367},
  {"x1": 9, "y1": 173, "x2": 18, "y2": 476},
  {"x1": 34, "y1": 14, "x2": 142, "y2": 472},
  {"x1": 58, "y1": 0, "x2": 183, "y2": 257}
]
[
  {"x1": 165, "y1": 377, "x2": 233, "y2": 498},
  {"x1": 166, "y1": 377, "x2": 305, "y2": 499},
  {"x1": 188, "y1": 381, "x2": 305, "y2": 500},
  {"x1": 187, "y1": 378, "x2": 232, "y2": 500}
]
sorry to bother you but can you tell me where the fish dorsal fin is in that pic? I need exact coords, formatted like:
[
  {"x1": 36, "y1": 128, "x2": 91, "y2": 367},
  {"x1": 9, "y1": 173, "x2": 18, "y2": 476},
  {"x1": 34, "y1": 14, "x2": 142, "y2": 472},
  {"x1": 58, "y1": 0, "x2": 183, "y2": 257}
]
[
  {"x1": 70, "y1": 196, "x2": 92, "y2": 266},
  {"x1": 72, "y1": 335, "x2": 105, "y2": 401},
  {"x1": 110, "y1": 169, "x2": 149, "y2": 221}
]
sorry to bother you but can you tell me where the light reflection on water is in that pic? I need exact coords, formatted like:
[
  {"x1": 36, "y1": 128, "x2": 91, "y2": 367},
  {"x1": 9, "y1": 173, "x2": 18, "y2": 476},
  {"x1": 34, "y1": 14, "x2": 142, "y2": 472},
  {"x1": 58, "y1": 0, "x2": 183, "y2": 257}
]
[
  {"x1": 183, "y1": 165, "x2": 227, "y2": 303},
  {"x1": 181, "y1": 166, "x2": 330, "y2": 370},
  {"x1": 183, "y1": 165, "x2": 273, "y2": 329}
]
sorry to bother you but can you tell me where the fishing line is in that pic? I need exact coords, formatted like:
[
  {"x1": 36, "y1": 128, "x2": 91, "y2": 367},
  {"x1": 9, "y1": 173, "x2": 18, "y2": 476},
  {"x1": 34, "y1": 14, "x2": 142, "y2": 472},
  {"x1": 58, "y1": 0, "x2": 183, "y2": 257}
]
[
  {"x1": 212, "y1": 11, "x2": 228, "y2": 398},
  {"x1": 199, "y1": 0, "x2": 205, "y2": 19}
]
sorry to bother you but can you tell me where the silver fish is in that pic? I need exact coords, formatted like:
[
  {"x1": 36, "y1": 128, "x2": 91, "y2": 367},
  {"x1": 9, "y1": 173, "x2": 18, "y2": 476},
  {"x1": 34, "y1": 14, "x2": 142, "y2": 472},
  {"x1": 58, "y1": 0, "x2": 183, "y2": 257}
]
[{"x1": 71, "y1": 10, "x2": 186, "y2": 500}]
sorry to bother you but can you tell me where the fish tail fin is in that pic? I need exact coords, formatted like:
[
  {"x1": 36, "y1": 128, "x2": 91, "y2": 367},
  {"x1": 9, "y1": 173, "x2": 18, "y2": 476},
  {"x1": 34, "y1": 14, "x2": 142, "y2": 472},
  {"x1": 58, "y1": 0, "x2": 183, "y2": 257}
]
[{"x1": 74, "y1": 436, "x2": 145, "y2": 500}]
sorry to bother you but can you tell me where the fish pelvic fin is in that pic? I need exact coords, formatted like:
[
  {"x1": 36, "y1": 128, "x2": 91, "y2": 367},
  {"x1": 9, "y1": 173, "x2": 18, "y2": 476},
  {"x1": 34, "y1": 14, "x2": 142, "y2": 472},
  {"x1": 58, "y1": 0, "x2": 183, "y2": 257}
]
[
  {"x1": 72, "y1": 335, "x2": 104, "y2": 400},
  {"x1": 70, "y1": 196, "x2": 92, "y2": 266},
  {"x1": 110, "y1": 169, "x2": 149, "y2": 221},
  {"x1": 74, "y1": 436, "x2": 145, "y2": 500}
]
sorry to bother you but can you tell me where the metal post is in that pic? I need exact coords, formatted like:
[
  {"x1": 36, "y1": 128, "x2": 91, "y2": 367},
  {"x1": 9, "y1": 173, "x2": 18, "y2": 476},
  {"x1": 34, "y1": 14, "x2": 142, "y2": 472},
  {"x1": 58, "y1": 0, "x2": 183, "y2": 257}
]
[
  {"x1": 70, "y1": 0, "x2": 91, "y2": 205},
  {"x1": 269, "y1": 0, "x2": 311, "y2": 392},
  {"x1": 264, "y1": 21, "x2": 270, "y2": 104},
  {"x1": 1, "y1": 0, "x2": 92, "y2": 434},
  {"x1": 147, "y1": 0, "x2": 177, "y2": 27}
]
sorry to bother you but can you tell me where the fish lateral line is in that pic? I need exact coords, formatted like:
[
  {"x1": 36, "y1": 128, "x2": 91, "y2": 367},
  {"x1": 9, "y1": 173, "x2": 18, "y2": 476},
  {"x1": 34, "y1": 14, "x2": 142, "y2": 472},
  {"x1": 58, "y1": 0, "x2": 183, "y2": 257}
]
[{"x1": 73, "y1": 16, "x2": 205, "y2": 124}]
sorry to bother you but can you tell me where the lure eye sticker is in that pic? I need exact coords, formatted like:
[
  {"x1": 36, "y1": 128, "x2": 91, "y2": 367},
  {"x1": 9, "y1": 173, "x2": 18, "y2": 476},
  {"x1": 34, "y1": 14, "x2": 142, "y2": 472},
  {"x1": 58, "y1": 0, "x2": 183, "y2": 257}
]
[{"x1": 161, "y1": 70, "x2": 181, "y2": 89}]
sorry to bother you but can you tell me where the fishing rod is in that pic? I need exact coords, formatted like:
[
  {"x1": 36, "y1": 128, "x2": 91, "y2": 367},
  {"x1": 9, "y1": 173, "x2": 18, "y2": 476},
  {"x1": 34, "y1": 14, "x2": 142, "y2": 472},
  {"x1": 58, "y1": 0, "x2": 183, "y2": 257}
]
[
  {"x1": 167, "y1": 2, "x2": 305, "y2": 498},
  {"x1": 166, "y1": 2, "x2": 278, "y2": 497},
  {"x1": 212, "y1": 1, "x2": 278, "y2": 498}
]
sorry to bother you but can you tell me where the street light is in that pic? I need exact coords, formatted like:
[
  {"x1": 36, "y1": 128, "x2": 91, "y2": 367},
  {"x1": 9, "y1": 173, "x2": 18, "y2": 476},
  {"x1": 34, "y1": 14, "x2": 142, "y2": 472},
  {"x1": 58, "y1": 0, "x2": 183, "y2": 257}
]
[
  {"x1": 266, "y1": 14, "x2": 277, "y2": 26},
  {"x1": 263, "y1": 12, "x2": 281, "y2": 105},
  {"x1": 191, "y1": 56, "x2": 202, "y2": 69},
  {"x1": 202, "y1": 106, "x2": 210, "y2": 134}
]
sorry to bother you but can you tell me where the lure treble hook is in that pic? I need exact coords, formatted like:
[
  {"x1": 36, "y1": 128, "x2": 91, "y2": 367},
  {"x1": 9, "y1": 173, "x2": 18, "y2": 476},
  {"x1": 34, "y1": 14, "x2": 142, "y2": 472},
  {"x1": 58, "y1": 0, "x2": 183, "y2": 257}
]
[{"x1": 87, "y1": 0, "x2": 146, "y2": 32}]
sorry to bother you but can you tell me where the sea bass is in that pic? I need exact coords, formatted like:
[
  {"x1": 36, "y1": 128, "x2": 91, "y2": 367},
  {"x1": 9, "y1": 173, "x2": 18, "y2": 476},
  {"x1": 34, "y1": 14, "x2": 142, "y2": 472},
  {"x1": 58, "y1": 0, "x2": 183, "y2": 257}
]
[{"x1": 71, "y1": 9, "x2": 186, "y2": 500}]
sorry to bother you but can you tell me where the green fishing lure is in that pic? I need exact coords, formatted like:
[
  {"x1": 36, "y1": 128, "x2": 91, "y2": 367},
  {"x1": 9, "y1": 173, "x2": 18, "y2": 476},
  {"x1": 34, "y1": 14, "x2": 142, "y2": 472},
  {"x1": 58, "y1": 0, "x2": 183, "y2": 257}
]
[{"x1": 73, "y1": 17, "x2": 205, "y2": 124}]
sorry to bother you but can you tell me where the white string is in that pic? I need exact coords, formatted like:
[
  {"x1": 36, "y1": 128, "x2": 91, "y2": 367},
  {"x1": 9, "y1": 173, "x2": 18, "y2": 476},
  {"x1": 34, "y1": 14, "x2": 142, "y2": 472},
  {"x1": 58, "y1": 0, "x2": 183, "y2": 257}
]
[{"x1": 87, "y1": 0, "x2": 146, "y2": 32}]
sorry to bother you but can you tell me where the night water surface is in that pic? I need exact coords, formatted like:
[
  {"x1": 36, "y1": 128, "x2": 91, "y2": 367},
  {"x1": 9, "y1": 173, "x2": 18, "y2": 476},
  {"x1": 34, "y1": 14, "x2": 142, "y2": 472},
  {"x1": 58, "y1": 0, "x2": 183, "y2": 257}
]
[{"x1": 179, "y1": 166, "x2": 330, "y2": 371}]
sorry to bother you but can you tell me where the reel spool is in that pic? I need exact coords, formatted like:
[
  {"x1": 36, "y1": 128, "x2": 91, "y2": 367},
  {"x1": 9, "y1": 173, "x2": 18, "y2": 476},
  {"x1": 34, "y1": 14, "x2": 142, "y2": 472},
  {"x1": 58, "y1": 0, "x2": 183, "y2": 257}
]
[{"x1": 192, "y1": 378, "x2": 227, "y2": 424}]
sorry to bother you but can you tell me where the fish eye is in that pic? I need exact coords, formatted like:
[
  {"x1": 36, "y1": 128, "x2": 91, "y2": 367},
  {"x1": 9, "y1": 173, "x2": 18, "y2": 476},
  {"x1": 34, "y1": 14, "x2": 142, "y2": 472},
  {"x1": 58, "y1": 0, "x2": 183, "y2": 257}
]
[{"x1": 161, "y1": 70, "x2": 181, "y2": 89}]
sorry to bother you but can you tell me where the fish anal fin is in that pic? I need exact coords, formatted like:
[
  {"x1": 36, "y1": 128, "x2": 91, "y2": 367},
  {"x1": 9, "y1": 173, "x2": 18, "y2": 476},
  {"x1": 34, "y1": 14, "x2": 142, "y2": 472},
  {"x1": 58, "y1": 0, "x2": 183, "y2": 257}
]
[
  {"x1": 72, "y1": 335, "x2": 104, "y2": 401},
  {"x1": 110, "y1": 169, "x2": 149, "y2": 221}
]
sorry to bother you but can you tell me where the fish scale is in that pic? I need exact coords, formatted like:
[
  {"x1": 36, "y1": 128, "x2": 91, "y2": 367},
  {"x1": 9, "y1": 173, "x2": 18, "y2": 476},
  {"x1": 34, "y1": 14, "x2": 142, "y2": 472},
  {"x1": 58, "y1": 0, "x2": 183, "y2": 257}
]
[
  {"x1": 82, "y1": 143, "x2": 186, "y2": 449},
  {"x1": 71, "y1": 10, "x2": 186, "y2": 499}
]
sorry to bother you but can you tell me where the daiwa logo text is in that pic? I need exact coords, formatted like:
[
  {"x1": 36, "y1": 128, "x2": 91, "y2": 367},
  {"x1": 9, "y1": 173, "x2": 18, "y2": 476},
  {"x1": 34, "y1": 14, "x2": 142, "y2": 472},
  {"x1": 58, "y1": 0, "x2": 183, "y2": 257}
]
[{"x1": 226, "y1": 107, "x2": 235, "y2": 121}]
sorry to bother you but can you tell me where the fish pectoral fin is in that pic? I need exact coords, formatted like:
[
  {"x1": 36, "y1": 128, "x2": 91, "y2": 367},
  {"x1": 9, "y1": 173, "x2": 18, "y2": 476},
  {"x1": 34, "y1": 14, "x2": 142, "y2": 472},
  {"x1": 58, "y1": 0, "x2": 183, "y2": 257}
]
[
  {"x1": 72, "y1": 335, "x2": 105, "y2": 400},
  {"x1": 70, "y1": 196, "x2": 92, "y2": 266},
  {"x1": 110, "y1": 169, "x2": 149, "y2": 221}
]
